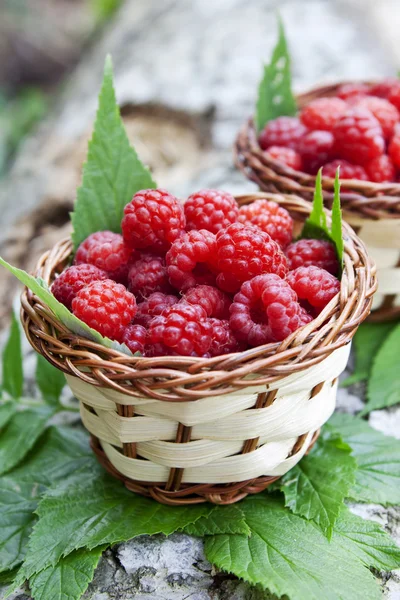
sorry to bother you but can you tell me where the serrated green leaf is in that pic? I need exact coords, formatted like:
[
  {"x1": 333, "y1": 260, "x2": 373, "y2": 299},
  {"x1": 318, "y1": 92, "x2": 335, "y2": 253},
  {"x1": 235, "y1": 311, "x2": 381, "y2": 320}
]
[
  {"x1": 0, "y1": 403, "x2": 16, "y2": 429},
  {"x1": 0, "y1": 566, "x2": 19, "y2": 584},
  {"x1": 333, "y1": 507, "x2": 400, "y2": 571},
  {"x1": 183, "y1": 505, "x2": 251, "y2": 537},
  {"x1": 0, "y1": 406, "x2": 55, "y2": 476},
  {"x1": 255, "y1": 17, "x2": 297, "y2": 132},
  {"x1": 35, "y1": 355, "x2": 65, "y2": 407},
  {"x1": 2, "y1": 311, "x2": 23, "y2": 400},
  {"x1": 71, "y1": 55, "x2": 156, "y2": 249},
  {"x1": 362, "y1": 323, "x2": 400, "y2": 415},
  {"x1": 278, "y1": 430, "x2": 356, "y2": 538},
  {"x1": 330, "y1": 171, "x2": 344, "y2": 272},
  {"x1": 328, "y1": 412, "x2": 400, "y2": 505},
  {"x1": 29, "y1": 546, "x2": 104, "y2": 600},
  {"x1": 204, "y1": 495, "x2": 381, "y2": 600},
  {"x1": 0, "y1": 258, "x2": 131, "y2": 356},
  {"x1": 341, "y1": 322, "x2": 395, "y2": 387}
]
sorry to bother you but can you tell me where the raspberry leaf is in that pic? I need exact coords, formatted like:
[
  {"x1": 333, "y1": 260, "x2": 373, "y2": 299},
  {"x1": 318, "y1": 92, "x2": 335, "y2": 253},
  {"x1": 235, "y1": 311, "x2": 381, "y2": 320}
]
[
  {"x1": 35, "y1": 355, "x2": 66, "y2": 407},
  {"x1": 0, "y1": 402, "x2": 16, "y2": 430},
  {"x1": 255, "y1": 17, "x2": 297, "y2": 132},
  {"x1": 71, "y1": 55, "x2": 156, "y2": 250},
  {"x1": 330, "y1": 171, "x2": 344, "y2": 267},
  {"x1": 183, "y1": 505, "x2": 251, "y2": 537},
  {"x1": 2, "y1": 311, "x2": 23, "y2": 400}
]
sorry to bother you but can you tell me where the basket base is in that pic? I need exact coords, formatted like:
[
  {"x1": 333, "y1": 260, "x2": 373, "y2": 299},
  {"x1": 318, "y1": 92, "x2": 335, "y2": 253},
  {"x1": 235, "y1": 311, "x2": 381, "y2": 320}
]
[{"x1": 90, "y1": 431, "x2": 320, "y2": 505}]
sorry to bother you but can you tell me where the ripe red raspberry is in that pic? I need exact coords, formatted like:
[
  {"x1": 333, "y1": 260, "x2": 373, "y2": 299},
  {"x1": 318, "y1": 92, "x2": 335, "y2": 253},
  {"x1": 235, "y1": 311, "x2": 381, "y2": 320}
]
[
  {"x1": 183, "y1": 285, "x2": 231, "y2": 319},
  {"x1": 229, "y1": 274, "x2": 306, "y2": 346},
  {"x1": 365, "y1": 155, "x2": 396, "y2": 182},
  {"x1": 134, "y1": 292, "x2": 179, "y2": 327},
  {"x1": 184, "y1": 189, "x2": 239, "y2": 234},
  {"x1": 387, "y1": 82, "x2": 400, "y2": 111},
  {"x1": 75, "y1": 231, "x2": 120, "y2": 265},
  {"x1": 388, "y1": 134, "x2": 400, "y2": 169},
  {"x1": 333, "y1": 108, "x2": 385, "y2": 165},
  {"x1": 166, "y1": 229, "x2": 217, "y2": 292},
  {"x1": 298, "y1": 130, "x2": 335, "y2": 174},
  {"x1": 258, "y1": 117, "x2": 307, "y2": 151},
  {"x1": 128, "y1": 254, "x2": 173, "y2": 300},
  {"x1": 207, "y1": 319, "x2": 244, "y2": 356},
  {"x1": 215, "y1": 223, "x2": 288, "y2": 293},
  {"x1": 286, "y1": 239, "x2": 339, "y2": 275},
  {"x1": 337, "y1": 82, "x2": 370, "y2": 101},
  {"x1": 370, "y1": 78, "x2": 400, "y2": 98},
  {"x1": 300, "y1": 97, "x2": 347, "y2": 131},
  {"x1": 322, "y1": 159, "x2": 368, "y2": 181},
  {"x1": 52, "y1": 264, "x2": 107, "y2": 310},
  {"x1": 121, "y1": 324, "x2": 146, "y2": 354},
  {"x1": 147, "y1": 303, "x2": 212, "y2": 356},
  {"x1": 355, "y1": 96, "x2": 399, "y2": 139},
  {"x1": 83, "y1": 233, "x2": 134, "y2": 284},
  {"x1": 238, "y1": 200, "x2": 293, "y2": 249},
  {"x1": 286, "y1": 266, "x2": 340, "y2": 311},
  {"x1": 264, "y1": 146, "x2": 303, "y2": 171},
  {"x1": 72, "y1": 279, "x2": 137, "y2": 341},
  {"x1": 122, "y1": 189, "x2": 185, "y2": 252}
]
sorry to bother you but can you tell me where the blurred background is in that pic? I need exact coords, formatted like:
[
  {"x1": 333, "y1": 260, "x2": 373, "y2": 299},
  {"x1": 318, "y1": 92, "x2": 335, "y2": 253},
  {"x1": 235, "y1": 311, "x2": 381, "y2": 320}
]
[{"x1": 0, "y1": 0, "x2": 398, "y2": 325}]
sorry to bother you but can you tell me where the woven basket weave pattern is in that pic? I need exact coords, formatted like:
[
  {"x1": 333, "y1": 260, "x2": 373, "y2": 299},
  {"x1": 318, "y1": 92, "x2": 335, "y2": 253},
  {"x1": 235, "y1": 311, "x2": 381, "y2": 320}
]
[{"x1": 21, "y1": 193, "x2": 376, "y2": 505}]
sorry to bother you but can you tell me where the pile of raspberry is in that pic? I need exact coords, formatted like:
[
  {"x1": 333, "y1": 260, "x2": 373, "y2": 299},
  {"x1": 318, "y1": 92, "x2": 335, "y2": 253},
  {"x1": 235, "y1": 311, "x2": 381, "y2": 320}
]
[
  {"x1": 258, "y1": 78, "x2": 400, "y2": 183},
  {"x1": 52, "y1": 188, "x2": 340, "y2": 357}
]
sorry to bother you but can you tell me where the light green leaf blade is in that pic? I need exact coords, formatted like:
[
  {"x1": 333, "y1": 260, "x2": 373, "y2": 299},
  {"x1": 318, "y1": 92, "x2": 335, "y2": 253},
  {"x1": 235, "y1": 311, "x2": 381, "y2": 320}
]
[
  {"x1": 301, "y1": 170, "x2": 329, "y2": 241},
  {"x1": 204, "y1": 495, "x2": 381, "y2": 600},
  {"x1": 0, "y1": 403, "x2": 16, "y2": 429},
  {"x1": 184, "y1": 505, "x2": 251, "y2": 537},
  {"x1": 255, "y1": 17, "x2": 297, "y2": 132},
  {"x1": 71, "y1": 55, "x2": 156, "y2": 249},
  {"x1": 341, "y1": 322, "x2": 395, "y2": 387},
  {"x1": 35, "y1": 355, "x2": 65, "y2": 406},
  {"x1": 333, "y1": 506, "x2": 400, "y2": 571},
  {"x1": 328, "y1": 412, "x2": 400, "y2": 505},
  {"x1": 29, "y1": 546, "x2": 104, "y2": 600},
  {"x1": 362, "y1": 323, "x2": 400, "y2": 415},
  {"x1": 278, "y1": 430, "x2": 356, "y2": 537},
  {"x1": 0, "y1": 406, "x2": 55, "y2": 476},
  {"x1": 2, "y1": 311, "x2": 23, "y2": 400},
  {"x1": 330, "y1": 171, "x2": 344, "y2": 272}
]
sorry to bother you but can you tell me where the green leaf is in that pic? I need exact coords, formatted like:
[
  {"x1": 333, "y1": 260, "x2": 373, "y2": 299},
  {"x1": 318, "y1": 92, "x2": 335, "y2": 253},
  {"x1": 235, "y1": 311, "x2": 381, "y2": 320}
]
[
  {"x1": 29, "y1": 546, "x2": 104, "y2": 600},
  {"x1": 71, "y1": 55, "x2": 156, "y2": 249},
  {"x1": 0, "y1": 406, "x2": 55, "y2": 476},
  {"x1": 278, "y1": 430, "x2": 356, "y2": 538},
  {"x1": 20, "y1": 472, "x2": 212, "y2": 578},
  {"x1": 183, "y1": 505, "x2": 251, "y2": 537},
  {"x1": 2, "y1": 311, "x2": 23, "y2": 400},
  {"x1": 333, "y1": 507, "x2": 400, "y2": 571},
  {"x1": 0, "y1": 403, "x2": 16, "y2": 429},
  {"x1": 255, "y1": 17, "x2": 297, "y2": 132},
  {"x1": 328, "y1": 412, "x2": 400, "y2": 505},
  {"x1": 341, "y1": 322, "x2": 395, "y2": 387},
  {"x1": 204, "y1": 495, "x2": 381, "y2": 600},
  {"x1": 0, "y1": 567, "x2": 19, "y2": 584},
  {"x1": 35, "y1": 355, "x2": 65, "y2": 406},
  {"x1": 0, "y1": 258, "x2": 131, "y2": 356},
  {"x1": 330, "y1": 171, "x2": 344, "y2": 270},
  {"x1": 363, "y1": 323, "x2": 400, "y2": 415}
]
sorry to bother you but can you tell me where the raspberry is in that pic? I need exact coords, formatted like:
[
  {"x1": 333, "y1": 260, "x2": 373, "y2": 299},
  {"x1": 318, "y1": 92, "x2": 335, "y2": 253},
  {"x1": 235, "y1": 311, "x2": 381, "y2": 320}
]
[
  {"x1": 183, "y1": 285, "x2": 231, "y2": 319},
  {"x1": 322, "y1": 159, "x2": 368, "y2": 181},
  {"x1": 122, "y1": 189, "x2": 185, "y2": 252},
  {"x1": 238, "y1": 200, "x2": 294, "y2": 249},
  {"x1": 134, "y1": 292, "x2": 178, "y2": 327},
  {"x1": 387, "y1": 82, "x2": 400, "y2": 111},
  {"x1": 286, "y1": 266, "x2": 340, "y2": 311},
  {"x1": 215, "y1": 223, "x2": 288, "y2": 293},
  {"x1": 300, "y1": 97, "x2": 347, "y2": 131},
  {"x1": 229, "y1": 274, "x2": 306, "y2": 346},
  {"x1": 207, "y1": 319, "x2": 244, "y2": 356},
  {"x1": 370, "y1": 78, "x2": 400, "y2": 98},
  {"x1": 184, "y1": 189, "x2": 239, "y2": 234},
  {"x1": 75, "y1": 231, "x2": 118, "y2": 265},
  {"x1": 333, "y1": 108, "x2": 385, "y2": 165},
  {"x1": 286, "y1": 239, "x2": 339, "y2": 275},
  {"x1": 355, "y1": 97, "x2": 399, "y2": 139},
  {"x1": 298, "y1": 130, "x2": 335, "y2": 173},
  {"x1": 166, "y1": 229, "x2": 217, "y2": 292},
  {"x1": 264, "y1": 146, "x2": 303, "y2": 171},
  {"x1": 72, "y1": 279, "x2": 137, "y2": 341},
  {"x1": 52, "y1": 264, "x2": 107, "y2": 310},
  {"x1": 84, "y1": 233, "x2": 133, "y2": 284},
  {"x1": 365, "y1": 155, "x2": 396, "y2": 182},
  {"x1": 388, "y1": 134, "x2": 400, "y2": 169},
  {"x1": 147, "y1": 303, "x2": 212, "y2": 356},
  {"x1": 121, "y1": 324, "x2": 147, "y2": 354},
  {"x1": 337, "y1": 82, "x2": 370, "y2": 101},
  {"x1": 128, "y1": 254, "x2": 173, "y2": 300},
  {"x1": 258, "y1": 117, "x2": 307, "y2": 151}
]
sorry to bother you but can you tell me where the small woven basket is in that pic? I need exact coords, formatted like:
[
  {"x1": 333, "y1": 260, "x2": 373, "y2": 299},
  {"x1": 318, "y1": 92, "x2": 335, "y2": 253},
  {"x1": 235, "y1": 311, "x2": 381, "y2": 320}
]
[
  {"x1": 21, "y1": 193, "x2": 376, "y2": 505},
  {"x1": 234, "y1": 82, "x2": 400, "y2": 321}
]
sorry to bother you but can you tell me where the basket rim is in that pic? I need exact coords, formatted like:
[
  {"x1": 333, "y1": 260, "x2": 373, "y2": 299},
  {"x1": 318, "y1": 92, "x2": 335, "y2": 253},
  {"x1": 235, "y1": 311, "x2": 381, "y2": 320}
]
[{"x1": 20, "y1": 192, "x2": 376, "y2": 401}]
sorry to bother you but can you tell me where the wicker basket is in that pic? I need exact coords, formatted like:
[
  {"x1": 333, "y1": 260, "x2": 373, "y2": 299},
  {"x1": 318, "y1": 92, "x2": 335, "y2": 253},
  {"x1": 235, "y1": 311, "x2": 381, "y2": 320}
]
[
  {"x1": 234, "y1": 82, "x2": 400, "y2": 320},
  {"x1": 20, "y1": 193, "x2": 376, "y2": 505}
]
